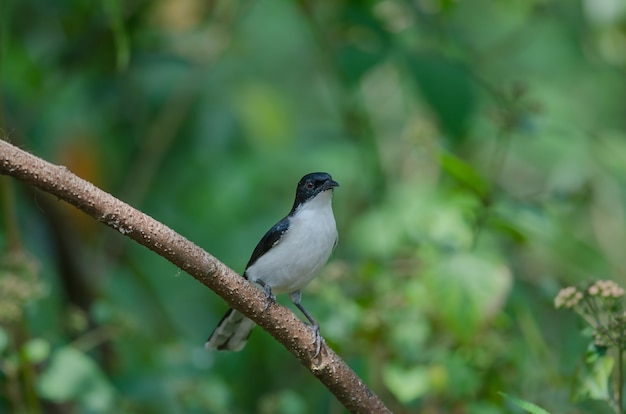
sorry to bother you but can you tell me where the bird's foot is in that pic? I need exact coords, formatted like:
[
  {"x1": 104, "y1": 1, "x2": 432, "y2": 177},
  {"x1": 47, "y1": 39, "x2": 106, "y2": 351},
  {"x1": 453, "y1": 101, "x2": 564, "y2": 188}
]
[
  {"x1": 262, "y1": 283, "x2": 276, "y2": 311},
  {"x1": 308, "y1": 323, "x2": 325, "y2": 359}
]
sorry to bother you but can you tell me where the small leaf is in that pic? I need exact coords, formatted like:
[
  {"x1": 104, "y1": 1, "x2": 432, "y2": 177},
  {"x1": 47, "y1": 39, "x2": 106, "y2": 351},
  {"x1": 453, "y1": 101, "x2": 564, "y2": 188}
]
[
  {"x1": 500, "y1": 392, "x2": 552, "y2": 414},
  {"x1": 0, "y1": 326, "x2": 8, "y2": 354},
  {"x1": 22, "y1": 338, "x2": 50, "y2": 364},
  {"x1": 440, "y1": 152, "x2": 491, "y2": 198},
  {"x1": 38, "y1": 346, "x2": 115, "y2": 412},
  {"x1": 382, "y1": 363, "x2": 430, "y2": 403},
  {"x1": 571, "y1": 342, "x2": 614, "y2": 402}
]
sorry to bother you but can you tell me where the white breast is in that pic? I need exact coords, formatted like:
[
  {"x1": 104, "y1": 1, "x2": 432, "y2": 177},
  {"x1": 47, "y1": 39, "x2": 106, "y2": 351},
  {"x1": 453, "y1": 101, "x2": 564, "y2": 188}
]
[{"x1": 246, "y1": 190, "x2": 337, "y2": 294}]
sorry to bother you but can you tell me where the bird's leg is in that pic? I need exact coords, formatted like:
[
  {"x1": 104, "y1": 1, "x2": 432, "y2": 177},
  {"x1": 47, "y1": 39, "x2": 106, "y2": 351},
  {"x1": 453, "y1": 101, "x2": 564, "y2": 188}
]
[
  {"x1": 289, "y1": 290, "x2": 324, "y2": 358},
  {"x1": 254, "y1": 279, "x2": 276, "y2": 310}
]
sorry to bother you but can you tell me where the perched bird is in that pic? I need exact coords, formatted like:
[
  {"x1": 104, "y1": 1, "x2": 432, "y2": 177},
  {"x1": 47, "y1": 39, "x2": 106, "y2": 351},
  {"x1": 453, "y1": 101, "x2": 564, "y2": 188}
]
[{"x1": 205, "y1": 172, "x2": 339, "y2": 356}]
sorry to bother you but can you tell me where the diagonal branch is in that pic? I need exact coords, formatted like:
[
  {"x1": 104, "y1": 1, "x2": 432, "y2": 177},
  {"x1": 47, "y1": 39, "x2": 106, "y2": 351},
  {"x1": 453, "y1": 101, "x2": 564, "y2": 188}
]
[{"x1": 0, "y1": 138, "x2": 391, "y2": 414}]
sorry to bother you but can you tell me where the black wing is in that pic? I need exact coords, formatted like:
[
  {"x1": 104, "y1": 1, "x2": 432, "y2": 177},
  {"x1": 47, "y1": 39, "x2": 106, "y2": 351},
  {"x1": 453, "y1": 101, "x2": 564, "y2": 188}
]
[{"x1": 244, "y1": 216, "x2": 290, "y2": 272}]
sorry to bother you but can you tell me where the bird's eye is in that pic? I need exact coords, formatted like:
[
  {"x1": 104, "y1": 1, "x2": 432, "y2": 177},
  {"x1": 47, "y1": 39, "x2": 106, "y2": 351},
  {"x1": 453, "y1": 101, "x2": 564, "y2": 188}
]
[{"x1": 305, "y1": 181, "x2": 315, "y2": 189}]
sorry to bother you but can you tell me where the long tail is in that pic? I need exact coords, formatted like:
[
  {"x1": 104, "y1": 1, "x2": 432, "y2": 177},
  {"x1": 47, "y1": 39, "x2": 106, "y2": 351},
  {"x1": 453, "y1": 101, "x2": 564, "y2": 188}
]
[{"x1": 205, "y1": 308, "x2": 256, "y2": 351}]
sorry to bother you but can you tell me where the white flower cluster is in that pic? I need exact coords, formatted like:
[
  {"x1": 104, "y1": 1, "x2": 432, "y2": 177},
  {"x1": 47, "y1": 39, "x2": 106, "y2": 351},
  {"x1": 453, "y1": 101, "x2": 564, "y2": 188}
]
[
  {"x1": 554, "y1": 280, "x2": 625, "y2": 310},
  {"x1": 588, "y1": 280, "x2": 625, "y2": 298},
  {"x1": 554, "y1": 286, "x2": 583, "y2": 309}
]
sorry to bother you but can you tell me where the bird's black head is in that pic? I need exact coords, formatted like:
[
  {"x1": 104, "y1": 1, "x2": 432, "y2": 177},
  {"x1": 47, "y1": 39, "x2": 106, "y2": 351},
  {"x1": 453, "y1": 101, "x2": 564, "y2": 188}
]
[{"x1": 292, "y1": 172, "x2": 339, "y2": 210}]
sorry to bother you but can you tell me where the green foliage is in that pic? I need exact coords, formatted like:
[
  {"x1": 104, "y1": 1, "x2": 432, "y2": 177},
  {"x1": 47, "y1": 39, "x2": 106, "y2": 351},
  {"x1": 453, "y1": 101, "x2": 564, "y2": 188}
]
[
  {"x1": 500, "y1": 392, "x2": 552, "y2": 414},
  {"x1": 2, "y1": 0, "x2": 626, "y2": 412},
  {"x1": 572, "y1": 344, "x2": 614, "y2": 403},
  {"x1": 422, "y1": 252, "x2": 511, "y2": 342},
  {"x1": 38, "y1": 347, "x2": 116, "y2": 413},
  {"x1": 406, "y1": 54, "x2": 477, "y2": 140}
]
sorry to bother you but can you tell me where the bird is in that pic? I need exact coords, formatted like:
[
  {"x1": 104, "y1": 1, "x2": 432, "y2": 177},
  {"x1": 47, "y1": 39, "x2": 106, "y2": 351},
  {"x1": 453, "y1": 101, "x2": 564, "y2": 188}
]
[{"x1": 205, "y1": 172, "x2": 339, "y2": 356}]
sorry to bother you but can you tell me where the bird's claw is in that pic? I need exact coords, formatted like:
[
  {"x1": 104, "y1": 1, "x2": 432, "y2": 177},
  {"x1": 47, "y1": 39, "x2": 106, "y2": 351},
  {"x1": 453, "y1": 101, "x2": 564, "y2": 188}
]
[
  {"x1": 309, "y1": 324, "x2": 325, "y2": 359},
  {"x1": 262, "y1": 284, "x2": 276, "y2": 311}
]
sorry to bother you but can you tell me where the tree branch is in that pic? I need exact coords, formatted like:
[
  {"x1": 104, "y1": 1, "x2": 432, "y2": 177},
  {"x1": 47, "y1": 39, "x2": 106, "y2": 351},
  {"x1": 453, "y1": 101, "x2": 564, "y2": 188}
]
[{"x1": 0, "y1": 138, "x2": 391, "y2": 414}]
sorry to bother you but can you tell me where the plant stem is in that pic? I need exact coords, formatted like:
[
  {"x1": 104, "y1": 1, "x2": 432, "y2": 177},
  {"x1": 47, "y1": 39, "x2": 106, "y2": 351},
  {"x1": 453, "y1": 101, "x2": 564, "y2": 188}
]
[{"x1": 618, "y1": 346, "x2": 623, "y2": 413}]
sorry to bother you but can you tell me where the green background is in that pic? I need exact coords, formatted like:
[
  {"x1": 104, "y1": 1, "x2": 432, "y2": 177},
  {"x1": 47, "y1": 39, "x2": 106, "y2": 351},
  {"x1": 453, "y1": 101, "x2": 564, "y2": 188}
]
[{"x1": 2, "y1": 0, "x2": 626, "y2": 412}]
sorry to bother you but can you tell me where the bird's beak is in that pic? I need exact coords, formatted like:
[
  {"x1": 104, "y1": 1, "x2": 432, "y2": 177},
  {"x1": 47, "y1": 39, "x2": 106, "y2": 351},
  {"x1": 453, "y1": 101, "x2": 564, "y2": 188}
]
[{"x1": 321, "y1": 179, "x2": 339, "y2": 191}]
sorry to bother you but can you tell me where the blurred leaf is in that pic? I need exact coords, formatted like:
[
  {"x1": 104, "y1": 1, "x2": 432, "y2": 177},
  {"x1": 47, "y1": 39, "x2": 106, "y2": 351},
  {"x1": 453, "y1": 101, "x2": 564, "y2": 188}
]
[
  {"x1": 485, "y1": 214, "x2": 528, "y2": 244},
  {"x1": 235, "y1": 83, "x2": 294, "y2": 147},
  {"x1": 406, "y1": 53, "x2": 476, "y2": 141},
  {"x1": 467, "y1": 401, "x2": 506, "y2": 414},
  {"x1": 423, "y1": 252, "x2": 512, "y2": 342},
  {"x1": 337, "y1": 4, "x2": 390, "y2": 82},
  {"x1": 103, "y1": 0, "x2": 130, "y2": 71},
  {"x1": 442, "y1": 353, "x2": 481, "y2": 398},
  {"x1": 338, "y1": 43, "x2": 387, "y2": 82},
  {"x1": 500, "y1": 392, "x2": 552, "y2": 414},
  {"x1": 571, "y1": 343, "x2": 613, "y2": 402},
  {"x1": 383, "y1": 363, "x2": 430, "y2": 403},
  {"x1": 38, "y1": 346, "x2": 116, "y2": 412},
  {"x1": 259, "y1": 390, "x2": 307, "y2": 414},
  {"x1": 349, "y1": 202, "x2": 407, "y2": 258},
  {"x1": 22, "y1": 338, "x2": 50, "y2": 364},
  {"x1": 0, "y1": 326, "x2": 7, "y2": 354},
  {"x1": 440, "y1": 152, "x2": 491, "y2": 198}
]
